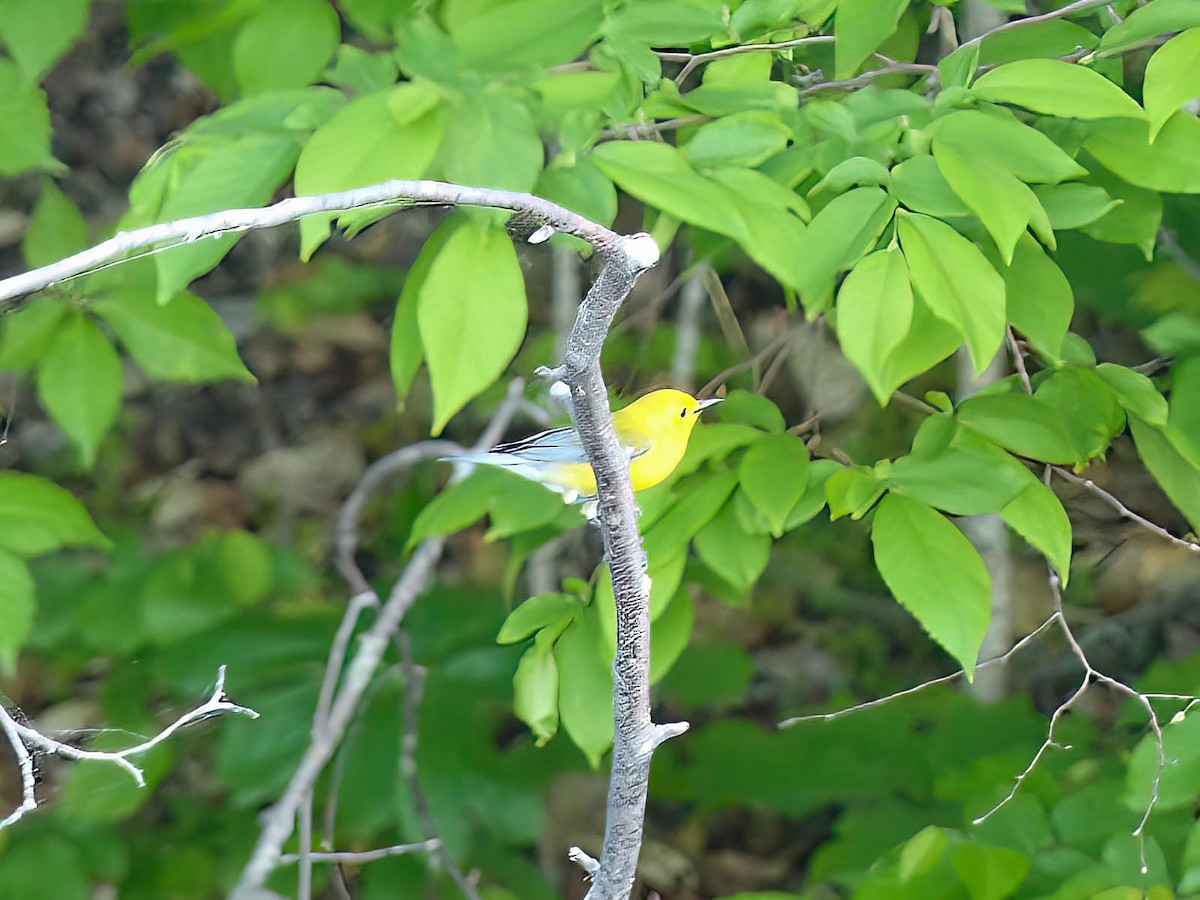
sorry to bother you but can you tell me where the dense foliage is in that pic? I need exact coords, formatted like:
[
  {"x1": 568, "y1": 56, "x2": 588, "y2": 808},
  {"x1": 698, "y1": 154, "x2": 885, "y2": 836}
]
[{"x1": 3, "y1": 0, "x2": 1200, "y2": 897}]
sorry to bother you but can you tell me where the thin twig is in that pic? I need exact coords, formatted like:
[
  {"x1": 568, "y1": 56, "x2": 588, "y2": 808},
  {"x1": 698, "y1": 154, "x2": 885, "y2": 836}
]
[
  {"x1": 797, "y1": 62, "x2": 936, "y2": 97},
  {"x1": 958, "y1": 0, "x2": 1112, "y2": 51},
  {"x1": 779, "y1": 615, "x2": 1057, "y2": 727},
  {"x1": 1, "y1": 667, "x2": 255, "y2": 831},
  {"x1": 668, "y1": 35, "x2": 835, "y2": 86},
  {"x1": 697, "y1": 325, "x2": 789, "y2": 398},
  {"x1": 279, "y1": 839, "x2": 440, "y2": 865},
  {"x1": 1052, "y1": 467, "x2": 1200, "y2": 554},
  {"x1": 1006, "y1": 328, "x2": 1033, "y2": 394}
]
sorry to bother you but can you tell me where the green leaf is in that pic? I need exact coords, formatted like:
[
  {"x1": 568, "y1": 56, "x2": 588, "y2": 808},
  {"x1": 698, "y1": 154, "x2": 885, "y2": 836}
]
[
  {"x1": 643, "y1": 469, "x2": 738, "y2": 560},
  {"x1": 0, "y1": 297, "x2": 67, "y2": 371},
  {"x1": 971, "y1": 59, "x2": 1145, "y2": 121},
  {"x1": 950, "y1": 843, "x2": 1031, "y2": 900},
  {"x1": 1000, "y1": 479, "x2": 1073, "y2": 582},
  {"x1": 415, "y1": 215, "x2": 527, "y2": 434},
  {"x1": 693, "y1": 500, "x2": 772, "y2": 592},
  {"x1": 295, "y1": 82, "x2": 446, "y2": 260},
  {"x1": 0, "y1": 548, "x2": 35, "y2": 674},
  {"x1": 0, "y1": 0, "x2": 89, "y2": 81},
  {"x1": 712, "y1": 391, "x2": 786, "y2": 433},
  {"x1": 1083, "y1": 113, "x2": 1200, "y2": 193},
  {"x1": 232, "y1": 0, "x2": 339, "y2": 95},
  {"x1": 92, "y1": 290, "x2": 255, "y2": 384},
  {"x1": 737, "y1": 434, "x2": 810, "y2": 536},
  {"x1": 1032, "y1": 182, "x2": 1119, "y2": 230},
  {"x1": 836, "y1": 248, "x2": 914, "y2": 404},
  {"x1": 1098, "y1": 0, "x2": 1200, "y2": 56},
  {"x1": 36, "y1": 312, "x2": 122, "y2": 468},
  {"x1": 650, "y1": 588, "x2": 694, "y2": 683},
  {"x1": 835, "y1": 0, "x2": 910, "y2": 78},
  {"x1": 897, "y1": 212, "x2": 1006, "y2": 374},
  {"x1": 933, "y1": 141, "x2": 1053, "y2": 263},
  {"x1": 1098, "y1": 363, "x2": 1168, "y2": 427},
  {"x1": 1078, "y1": 162, "x2": 1162, "y2": 252},
  {"x1": 890, "y1": 154, "x2": 971, "y2": 218},
  {"x1": 513, "y1": 636, "x2": 560, "y2": 746},
  {"x1": 793, "y1": 186, "x2": 897, "y2": 312},
  {"x1": 930, "y1": 110, "x2": 1087, "y2": 184},
  {"x1": 1002, "y1": 235, "x2": 1073, "y2": 360},
  {"x1": 606, "y1": 0, "x2": 726, "y2": 45},
  {"x1": 22, "y1": 180, "x2": 87, "y2": 269},
  {"x1": 958, "y1": 392, "x2": 1078, "y2": 464},
  {"x1": 1129, "y1": 414, "x2": 1200, "y2": 532},
  {"x1": 938, "y1": 42, "x2": 980, "y2": 91},
  {"x1": 900, "y1": 826, "x2": 949, "y2": 882},
  {"x1": 1170, "y1": 356, "x2": 1200, "y2": 465},
  {"x1": 324, "y1": 45, "x2": 399, "y2": 95},
  {"x1": 887, "y1": 445, "x2": 1030, "y2": 516},
  {"x1": 497, "y1": 593, "x2": 582, "y2": 644},
  {"x1": 825, "y1": 466, "x2": 884, "y2": 520},
  {"x1": 1036, "y1": 367, "x2": 1126, "y2": 463},
  {"x1": 1143, "y1": 28, "x2": 1200, "y2": 140},
  {"x1": 443, "y1": 86, "x2": 543, "y2": 192},
  {"x1": 451, "y1": 0, "x2": 603, "y2": 71},
  {"x1": 147, "y1": 132, "x2": 300, "y2": 301},
  {"x1": 536, "y1": 159, "x2": 619, "y2": 226},
  {"x1": 591, "y1": 140, "x2": 749, "y2": 242},
  {"x1": 980, "y1": 19, "x2": 1097, "y2": 66},
  {"x1": 391, "y1": 216, "x2": 459, "y2": 402},
  {"x1": 554, "y1": 605, "x2": 613, "y2": 768},
  {"x1": 879, "y1": 289, "x2": 963, "y2": 394},
  {"x1": 811, "y1": 156, "x2": 891, "y2": 196},
  {"x1": 0, "y1": 471, "x2": 110, "y2": 556},
  {"x1": 871, "y1": 493, "x2": 990, "y2": 679},
  {"x1": 785, "y1": 458, "x2": 839, "y2": 529},
  {"x1": 410, "y1": 468, "x2": 562, "y2": 544},
  {"x1": 0, "y1": 59, "x2": 60, "y2": 176},
  {"x1": 685, "y1": 111, "x2": 792, "y2": 169}
]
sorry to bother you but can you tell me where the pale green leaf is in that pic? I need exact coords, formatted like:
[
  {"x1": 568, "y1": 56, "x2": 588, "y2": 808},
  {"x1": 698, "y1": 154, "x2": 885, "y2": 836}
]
[
  {"x1": 0, "y1": 548, "x2": 34, "y2": 675},
  {"x1": 513, "y1": 639, "x2": 560, "y2": 746},
  {"x1": 295, "y1": 82, "x2": 446, "y2": 259},
  {"x1": 1032, "y1": 182, "x2": 1119, "y2": 230},
  {"x1": 416, "y1": 215, "x2": 527, "y2": 434},
  {"x1": 1143, "y1": 28, "x2": 1200, "y2": 140},
  {"x1": 0, "y1": 298, "x2": 67, "y2": 371},
  {"x1": 452, "y1": 0, "x2": 603, "y2": 70},
  {"x1": 685, "y1": 111, "x2": 792, "y2": 169},
  {"x1": 1084, "y1": 113, "x2": 1200, "y2": 193},
  {"x1": 835, "y1": 0, "x2": 910, "y2": 78},
  {"x1": 1098, "y1": 362, "x2": 1168, "y2": 427},
  {"x1": 1000, "y1": 479, "x2": 1073, "y2": 582},
  {"x1": 825, "y1": 466, "x2": 884, "y2": 520},
  {"x1": 0, "y1": 0, "x2": 88, "y2": 81},
  {"x1": 0, "y1": 471, "x2": 110, "y2": 557},
  {"x1": 693, "y1": 500, "x2": 771, "y2": 592},
  {"x1": 1169, "y1": 356, "x2": 1200, "y2": 465},
  {"x1": 536, "y1": 159, "x2": 618, "y2": 226},
  {"x1": 889, "y1": 154, "x2": 971, "y2": 218},
  {"x1": 1099, "y1": 0, "x2": 1200, "y2": 56},
  {"x1": 950, "y1": 843, "x2": 1031, "y2": 900},
  {"x1": 897, "y1": 212, "x2": 1006, "y2": 374},
  {"x1": 92, "y1": 291, "x2": 255, "y2": 384},
  {"x1": 443, "y1": 86, "x2": 543, "y2": 192},
  {"x1": 878, "y1": 290, "x2": 963, "y2": 398},
  {"x1": 737, "y1": 433, "x2": 810, "y2": 535},
  {"x1": 1002, "y1": 235, "x2": 1073, "y2": 360},
  {"x1": 1129, "y1": 414, "x2": 1200, "y2": 532},
  {"x1": 972, "y1": 59, "x2": 1145, "y2": 121},
  {"x1": 0, "y1": 59, "x2": 60, "y2": 176},
  {"x1": 958, "y1": 392, "x2": 1080, "y2": 464},
  {"x1": 887, "y1": 444, "x2": 1030, "y2": 516},
  {"x1": 871, "y1": 493, "x2": 990, "y2": 678},
  {"x1": 930, "y1": 110, "x2": 1087, "y2": 184},
  {"x1": 499, "y1": 593, "x2": 583, "y2": 645},
  {"x1": 554, "y1": 605, "x2": 613, "y2": 768},
  {"x1": 933, "y1": 142, "x2": 1053, "y2": 263},
  {"x1": 232, "y1": 0, "x2": 339, "y2": 95},
  {"x1": 793, "y1": 186, "x2": 897, "y2": 313},
  {"x1": 836, "y1": 248, "x2": 914, "y2": 404},
  {"x1": 36, "y1": 313, "x2": 122, "y2": 468},
  {"x1": 22, "y1": 180, "x2": 87, "y2": 269}
]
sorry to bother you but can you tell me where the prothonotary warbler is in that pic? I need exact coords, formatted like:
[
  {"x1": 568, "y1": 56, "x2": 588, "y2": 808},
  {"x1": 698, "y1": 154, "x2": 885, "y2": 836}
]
[{"x1": 448, "y1": 389, "x2": 723, "y2": 503}]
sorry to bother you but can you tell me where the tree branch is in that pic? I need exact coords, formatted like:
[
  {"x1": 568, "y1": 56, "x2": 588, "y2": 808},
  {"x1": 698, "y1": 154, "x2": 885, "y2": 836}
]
[{"x1": 0, "y1": 181, "x2": 619, "y2": 306}]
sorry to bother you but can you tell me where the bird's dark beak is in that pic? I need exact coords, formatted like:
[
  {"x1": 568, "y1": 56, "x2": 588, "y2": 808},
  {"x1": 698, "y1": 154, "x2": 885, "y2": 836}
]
[{"x1": 694, "y1": 398, "x2": 724, "y2": 414}]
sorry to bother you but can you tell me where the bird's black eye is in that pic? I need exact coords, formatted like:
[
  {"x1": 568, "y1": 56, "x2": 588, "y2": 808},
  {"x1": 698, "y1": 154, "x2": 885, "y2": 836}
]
[{"x1": 680, "y1": 408, "x2": 687, "y2": 418}]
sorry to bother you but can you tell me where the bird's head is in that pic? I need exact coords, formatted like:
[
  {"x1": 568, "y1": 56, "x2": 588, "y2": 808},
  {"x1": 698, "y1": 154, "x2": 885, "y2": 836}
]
[{"x1": 624, "y1": 389, "x2": 723, "y2": 438}]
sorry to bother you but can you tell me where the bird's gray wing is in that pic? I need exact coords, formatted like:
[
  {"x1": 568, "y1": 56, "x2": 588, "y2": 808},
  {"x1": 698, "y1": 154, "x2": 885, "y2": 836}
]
[{"x1": 492, "y1": 426, "x2": 649, "y2": 463}]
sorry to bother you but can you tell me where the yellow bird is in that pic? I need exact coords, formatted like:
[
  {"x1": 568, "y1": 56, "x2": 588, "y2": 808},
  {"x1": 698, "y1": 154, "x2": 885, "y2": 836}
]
[{"x1": 450, "y1": 389, "x2": 722, "y2": 502}]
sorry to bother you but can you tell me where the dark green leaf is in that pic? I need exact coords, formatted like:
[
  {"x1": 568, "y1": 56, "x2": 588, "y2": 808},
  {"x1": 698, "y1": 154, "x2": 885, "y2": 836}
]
[
  {"x1": 36, "y1": 312, "x2": 122, "y2": 468},
  {"x1": 897, "y1": 211, "x2": 1006, "y2": 373},
  {"x1": 1170, "y1": 356, "x2": 1200, "y2": 466},
  {"x1": 92, "y1": 290, "x2": 255, "y2": 383},
  {"x1": 871, "y1": 493, "x2": 990, "y2": 678},
  {"x1": 649, "y1": 587, "x2": 694, "y2": 682},
  {"x1": 415, "y1": 215, "x2": 527, "y2": 433},
  {"x1": 972, "y1": 59, "x2": 1145, "y2": 121},
  {"x1": 836, "y1": 248, "x2": 914, "y2": 404},
  {"x1": 950, "y1": 843, "x2": 1031, "y2": 900}
]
